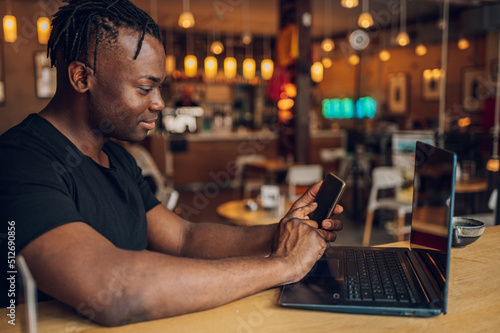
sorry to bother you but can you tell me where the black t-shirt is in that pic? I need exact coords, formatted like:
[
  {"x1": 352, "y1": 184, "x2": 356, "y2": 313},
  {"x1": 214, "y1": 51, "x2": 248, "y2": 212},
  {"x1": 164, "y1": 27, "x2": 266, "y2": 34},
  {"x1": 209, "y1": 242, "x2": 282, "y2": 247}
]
[{"x1": 0, "y1": 114, "x2": 160, "y2": 306}]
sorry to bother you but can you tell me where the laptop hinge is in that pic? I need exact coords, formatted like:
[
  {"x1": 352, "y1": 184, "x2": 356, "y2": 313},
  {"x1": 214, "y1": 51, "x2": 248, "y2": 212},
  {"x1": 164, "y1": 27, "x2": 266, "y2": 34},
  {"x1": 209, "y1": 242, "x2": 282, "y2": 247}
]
[{"x1": 407, "y1": 251, "x2": 443, "y2": 310}]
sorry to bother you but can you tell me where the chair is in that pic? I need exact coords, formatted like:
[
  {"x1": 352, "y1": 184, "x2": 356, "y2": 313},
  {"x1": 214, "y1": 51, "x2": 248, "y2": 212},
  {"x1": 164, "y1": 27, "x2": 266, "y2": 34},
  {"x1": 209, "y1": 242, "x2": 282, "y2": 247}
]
[
  {"x1": 286, "y1": 164, "x2": 323, "y2": 201},
  {"x1": 462, "y1": 189, "x2": 497, "y2": 227},
  {"x1": 234, "y1": 154, "x2": 267, "y2": 198},
  {"x1": 125, "y1": 144, "x2": 179, "y2": 211},
  {"x1": 362, "y1": 166, "x2": 413, "y2": 246}
]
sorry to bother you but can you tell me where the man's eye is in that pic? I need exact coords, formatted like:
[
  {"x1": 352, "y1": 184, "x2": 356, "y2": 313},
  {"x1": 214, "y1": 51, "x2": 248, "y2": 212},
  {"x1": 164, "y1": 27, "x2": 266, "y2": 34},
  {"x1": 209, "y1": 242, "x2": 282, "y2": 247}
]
[{"x1": 139, "y1": 87, "x2": 152, "y2": 94}]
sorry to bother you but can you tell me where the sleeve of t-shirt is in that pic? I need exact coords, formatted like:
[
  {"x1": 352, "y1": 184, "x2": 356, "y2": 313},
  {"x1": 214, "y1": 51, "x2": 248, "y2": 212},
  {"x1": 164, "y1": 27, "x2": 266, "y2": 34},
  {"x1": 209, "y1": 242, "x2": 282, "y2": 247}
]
[
  {"x1": 105, "y1": 141, "x2": 161, "y2": 213},
  {"x1": 0, "y1": 146, "x2": 87, "y2": 253}
]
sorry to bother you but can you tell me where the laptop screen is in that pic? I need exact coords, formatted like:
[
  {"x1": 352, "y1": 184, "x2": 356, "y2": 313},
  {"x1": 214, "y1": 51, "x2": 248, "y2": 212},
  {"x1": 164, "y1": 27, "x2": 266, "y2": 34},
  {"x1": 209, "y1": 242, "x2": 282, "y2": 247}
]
[{"x1": 409, "y1": 141, "x2": 456, "y2": 311}]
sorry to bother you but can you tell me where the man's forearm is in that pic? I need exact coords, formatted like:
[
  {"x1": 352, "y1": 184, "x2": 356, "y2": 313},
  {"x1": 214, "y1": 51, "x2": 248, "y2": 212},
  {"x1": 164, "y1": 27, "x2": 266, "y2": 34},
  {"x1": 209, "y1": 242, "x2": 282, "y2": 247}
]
[
  {"x1": 180, "y1": 222, "x2": 278, "y2": 258},
  {"x1": 98, "y1": 250, "x2": 289, "y2": 325}
]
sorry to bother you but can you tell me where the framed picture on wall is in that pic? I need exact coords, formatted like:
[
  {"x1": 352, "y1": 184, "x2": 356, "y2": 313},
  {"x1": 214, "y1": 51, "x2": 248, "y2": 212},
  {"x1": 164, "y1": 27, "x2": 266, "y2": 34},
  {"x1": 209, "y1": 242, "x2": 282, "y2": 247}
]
[
  {"x1": 0, "y1": 41, "x2": 5, "y2": 105},
  {"x1": 34, "y1": 51, "x2": 57, "y2": 99},
  {"x1": 462, "y1": 67, "x2": 489, "y2": 112},
  {"x1": 422, "y1": 68, "x2": 442, "y2": 101},
  {"x1": 388, "y1": 73, "x2": 409, "y2": 115}
]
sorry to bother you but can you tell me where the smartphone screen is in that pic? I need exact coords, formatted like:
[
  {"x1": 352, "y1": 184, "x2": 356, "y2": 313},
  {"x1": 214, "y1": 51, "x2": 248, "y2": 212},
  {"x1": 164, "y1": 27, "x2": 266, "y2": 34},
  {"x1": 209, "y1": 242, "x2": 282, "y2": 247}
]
[{"x1": 308, "y1": 173, "x2": 346, "y2": 227}]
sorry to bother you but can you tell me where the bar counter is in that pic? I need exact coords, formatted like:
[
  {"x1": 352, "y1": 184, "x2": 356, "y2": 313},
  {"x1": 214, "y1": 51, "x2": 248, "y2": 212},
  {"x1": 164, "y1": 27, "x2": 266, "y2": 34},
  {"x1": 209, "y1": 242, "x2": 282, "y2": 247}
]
[{"x1": 2, "y1": 225, "x2": 499, "y2": 333}]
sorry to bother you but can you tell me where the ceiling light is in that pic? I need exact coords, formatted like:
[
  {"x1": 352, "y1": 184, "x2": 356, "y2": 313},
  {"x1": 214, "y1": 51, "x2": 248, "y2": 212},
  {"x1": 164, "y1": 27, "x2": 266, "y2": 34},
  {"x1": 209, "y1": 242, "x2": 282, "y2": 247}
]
[
  {"x1": 243, "y1": 58, "x2": 255, "y2": 80},
  {"x1": 261, "y1": 59, "x2": 274, "y2": 80},
  {"x1": 458, "y1": 38, "x2": 470, "y2": 50},
  {"x1": 37, "y1": 17, "x2": 51, "y2": 44},
  {"x1": 341, "y1": 0, "x2": 359, "y2": 8},
  {"x1": 204, "y1": 56, "x2": 217, "y2": 79},
  {"x1": 224, "y1": 57, "x2": 237, "y2": 79},
  {"x1": 178, "y1": 0, "x2": 195, "y2": 28},
  {"x1": 322, "y1": 57, "x2": 333, "y2": 69},
  {"x1": 311, "y1": 62, "x2": 324, "y2": 82},
  {"x1": 321, "y1": 38, "x2": 335, "y2": 52},
  {"x1": 3, "y1": 15, "x2": 17, "y2": 43},
  {"x1": 184, "y1": 55, "x2": 197, "y2": 77},
  {"x1": 415, "y1": 44, "x2": 428, "y2": 56},
  {"x1": 379, "y1": 49, "x2": 390, "y2": 62},
  {"x1": 210, "y1": 41, "x2": 224, "y2": 55},
  {"x1": 358, "y1": 0, "x2": 373, "y2": 29},
  {"x1": 348, "y1": 54, "x2": 360, "y2": 66},
  {"x1": 397, "y1": 32, "x2": 410, "y2": 46}
]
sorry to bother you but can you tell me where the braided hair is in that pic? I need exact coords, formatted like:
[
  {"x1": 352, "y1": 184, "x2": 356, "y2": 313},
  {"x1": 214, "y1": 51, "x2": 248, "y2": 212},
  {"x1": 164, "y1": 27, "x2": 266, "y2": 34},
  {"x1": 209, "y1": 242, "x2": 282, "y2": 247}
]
[{"x1": 48, "y1": 0, "x2": 162, "y2": 73}]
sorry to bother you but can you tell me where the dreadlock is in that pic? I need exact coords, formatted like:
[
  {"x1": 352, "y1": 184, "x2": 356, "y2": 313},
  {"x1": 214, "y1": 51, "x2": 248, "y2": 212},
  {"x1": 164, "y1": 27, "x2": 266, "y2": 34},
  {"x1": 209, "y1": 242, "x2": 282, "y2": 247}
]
[{"x1": 47, "y1": 0, "x2": 162, "y2": 73}]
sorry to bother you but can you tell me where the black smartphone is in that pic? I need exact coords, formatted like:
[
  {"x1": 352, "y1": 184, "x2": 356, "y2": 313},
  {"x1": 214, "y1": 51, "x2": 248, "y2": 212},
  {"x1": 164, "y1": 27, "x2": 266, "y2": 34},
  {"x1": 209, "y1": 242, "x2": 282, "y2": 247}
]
[{"x1": 308, "y1": 173, "x2": 346, "y2": 228}]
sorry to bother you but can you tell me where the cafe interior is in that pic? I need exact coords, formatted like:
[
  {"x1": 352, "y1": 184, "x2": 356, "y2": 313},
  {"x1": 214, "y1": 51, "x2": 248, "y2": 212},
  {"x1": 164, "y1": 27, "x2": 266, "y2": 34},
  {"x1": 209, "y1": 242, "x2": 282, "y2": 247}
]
[{"x1": 1, "y1": 0, "x2": 500, "y2": 246}]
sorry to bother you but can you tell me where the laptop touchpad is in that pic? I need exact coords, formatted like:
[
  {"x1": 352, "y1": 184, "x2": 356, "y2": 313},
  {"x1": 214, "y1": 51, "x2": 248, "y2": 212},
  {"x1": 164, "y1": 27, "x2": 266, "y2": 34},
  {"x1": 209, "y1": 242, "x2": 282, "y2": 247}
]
[{"x1": 308, "y1": 259, "x2": 340, "y2": 278}]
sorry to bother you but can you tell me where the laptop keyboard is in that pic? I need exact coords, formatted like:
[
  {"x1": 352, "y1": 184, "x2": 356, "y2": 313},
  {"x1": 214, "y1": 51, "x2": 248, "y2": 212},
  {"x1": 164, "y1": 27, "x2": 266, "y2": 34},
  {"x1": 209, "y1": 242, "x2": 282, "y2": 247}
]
[{"x1": 344, "y1": 250, "x2": 418, "y2": 303}]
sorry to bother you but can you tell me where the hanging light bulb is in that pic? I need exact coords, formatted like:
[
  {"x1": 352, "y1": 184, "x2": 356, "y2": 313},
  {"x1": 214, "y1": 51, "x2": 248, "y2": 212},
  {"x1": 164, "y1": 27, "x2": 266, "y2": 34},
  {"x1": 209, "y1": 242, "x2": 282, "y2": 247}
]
[
  {"x1": 415, "y1": 44, "x2": 427, "y2": 56},
  {"x1": 261, "y1": 59, "x2": 274, "y2": 80},
  {"x1": 458, "y1": 38, "x2": 470, "y2": 50},
  {"x1": 487, "y1": 157, "x2": 500, "y2": 172},
  {"x1": 358, "y1": 0, "x2": 373, "y2": 29},
  {"x1": 358, "y1": 12, "x2": 374, "y2": 29},
  {"x1": 341, "y1": 0, "x2": 359, "y2": 8},
  {"x1": 321, "y1": 38, "x2": 335, "y2": 52},
  {"x1": 178, "y1": 0, "x2": 195, "y2": 28},
  {"x1": 204, "y1": 56, "x2": 217, "y2": 78},
  {"x1": 184, "y1": 55, "x2": 197, "y2": 77},
  {"x1": 242, "y1": 32, "x2": 252, "y2": 45},
  {"x1": 348, "y1": 54, "x2": 360, "y2": 65},
  {"x1": 397, "y1": 31, "x2": 410, "y2": 46},
  {"x1": 397, "y1": 0, "x2": 409, "y2": 46},
  {"x1": 3, "y1": 15, "x2": 17, "y2": 43},
  {"x1": 37, "y1": 17, "x2": 51, "y2": 44},
  {"x1": 322, "y1": 57, "x2": 333, "y2": 69},
  {"x1": 210, "y1": 41, "x2": 224, "y2": 55},
  {"x1": 243, "y1": 58, "x2": 256, "y2": 80},
  {"x1": 379, "y1": 49, "x2": 391, "y2": 62},
  {"x1": 165, "y1": 55, "x2": 176, "y2": 75},
  {"x1": 224, "y1": 57, "x2": 237, "y2": 79},
  {"x1": 311, "y1": 62, "x2": 324, "y2": 82}
]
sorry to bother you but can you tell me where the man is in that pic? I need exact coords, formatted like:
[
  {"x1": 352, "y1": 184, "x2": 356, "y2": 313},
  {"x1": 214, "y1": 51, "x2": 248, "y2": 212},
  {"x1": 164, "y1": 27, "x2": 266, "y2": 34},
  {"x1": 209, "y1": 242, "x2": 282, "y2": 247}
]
[{"x1": 0, "y1": 0, "x2": 343, "y2": 327}]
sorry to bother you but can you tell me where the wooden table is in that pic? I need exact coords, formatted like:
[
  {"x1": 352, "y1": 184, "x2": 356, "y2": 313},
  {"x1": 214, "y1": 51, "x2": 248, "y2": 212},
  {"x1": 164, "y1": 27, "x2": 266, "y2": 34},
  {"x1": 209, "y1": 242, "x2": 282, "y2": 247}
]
[
  {"x1": 2, "y1": 226, "x2": 500, "y2": 333},
  {"x1": 216, "y1": 199, "x2": 293, "y2": 226}
]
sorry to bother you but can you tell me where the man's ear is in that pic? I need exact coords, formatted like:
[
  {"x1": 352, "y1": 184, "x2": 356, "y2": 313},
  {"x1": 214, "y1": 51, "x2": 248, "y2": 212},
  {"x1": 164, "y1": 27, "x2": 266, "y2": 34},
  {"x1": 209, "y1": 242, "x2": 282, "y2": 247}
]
[{"x1": 67, "y1": 61, "x2": 94, "y2": 93}]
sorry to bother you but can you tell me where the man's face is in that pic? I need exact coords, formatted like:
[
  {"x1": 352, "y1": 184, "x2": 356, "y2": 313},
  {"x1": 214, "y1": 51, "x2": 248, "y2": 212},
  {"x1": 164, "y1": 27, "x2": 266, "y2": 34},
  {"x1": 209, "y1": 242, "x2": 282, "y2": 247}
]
[{"x1": 87, "y1": 28, "x2": 166, "y2": 142}]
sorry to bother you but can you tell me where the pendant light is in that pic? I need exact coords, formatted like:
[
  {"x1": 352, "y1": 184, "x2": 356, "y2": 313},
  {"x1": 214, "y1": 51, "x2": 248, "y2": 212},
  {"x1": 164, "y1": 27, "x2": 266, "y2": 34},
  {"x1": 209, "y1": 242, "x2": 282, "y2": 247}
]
[
  {"x1": 37, "y1": 17, "x2": 51, "y2": 44},
  {"x1": 379, "y1": 49, "x2": 390, "y2": 62},
  {"x1": 224, "y1": 33, "x2": 237, "y2": 80},
  {"x1": 396, "y1": 0, "x2": 410, "y2": 46},
  {"x1": 341, "y1": 0, "x2": 359, "y2": 8},
  {"x1": 458, "y1": 37, "x2": 470, "y2": 50},
  {"x1": 3, "y1": 1, "x2": 17, "y2": 43},
  {"x1": 165, "y1": 24, "x2": 176, "y2": 75},
  {"x1": 415, "y1": 44, "x2": 427, "y2": 56},
  {"x1": 358, "y1": 0, "x2": 374, "y2": 29},
  {"x1": 242, "y1": 0, "x2": 255, "y2": 80},
  {"x1": 261, "y1": 34, "x2": 274, "y2": 80},
  {"x1": 321, "y1": 0, "x2": 335, "y2": 53},
  {"x1": 178, "y1": 0, "x2": 195, "y2": 29},
  {"x1": 184, "y1": 29, "x2": 197, "y2": 77},
  {"x1": 311, "y1": 62, "x2": 324, "y2": 82}
]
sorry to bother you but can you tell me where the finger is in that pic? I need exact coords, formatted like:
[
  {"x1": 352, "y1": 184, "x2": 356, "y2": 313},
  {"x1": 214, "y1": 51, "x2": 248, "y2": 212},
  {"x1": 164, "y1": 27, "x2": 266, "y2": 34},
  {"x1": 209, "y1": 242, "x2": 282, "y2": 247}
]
[
  {"x1": 291, "y1": 181, "x2": 323, "y2": 209},
  {"x1": 286, "y1": 201, "x2": 318, "y2": 219},
  {"x1": 321, "y1": 219, "x2": 343, "y2": 231},
  {"x1": 333, "y1": 204, "x2": 344, "y2": 215},
  {"x1": 321, "y1": 230, "x2": 338, "y2": 243}
]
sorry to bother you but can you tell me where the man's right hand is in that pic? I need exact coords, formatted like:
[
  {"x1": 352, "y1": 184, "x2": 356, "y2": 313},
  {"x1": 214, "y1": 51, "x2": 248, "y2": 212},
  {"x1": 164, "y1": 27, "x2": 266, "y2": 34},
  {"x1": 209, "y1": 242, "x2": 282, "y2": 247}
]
[{"x1": 270, "y1": 202, "x2": 328, "y2": 285}]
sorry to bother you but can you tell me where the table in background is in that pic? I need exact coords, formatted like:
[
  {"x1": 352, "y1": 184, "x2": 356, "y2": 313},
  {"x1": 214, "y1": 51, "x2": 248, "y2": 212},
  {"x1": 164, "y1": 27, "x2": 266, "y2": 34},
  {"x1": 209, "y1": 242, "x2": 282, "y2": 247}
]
[
  {"x1": 240, "y1": 159, "x2": 294, "y2": 198},
  {"x1": 455, "y1": 177, "x2": 488, "y2": 214},
  {"x1": 216, "y1": 199, "x2": 293, "y2": 226},
  {"x1": 2, "y1": 226, "x2": 499, "y2": 333}
]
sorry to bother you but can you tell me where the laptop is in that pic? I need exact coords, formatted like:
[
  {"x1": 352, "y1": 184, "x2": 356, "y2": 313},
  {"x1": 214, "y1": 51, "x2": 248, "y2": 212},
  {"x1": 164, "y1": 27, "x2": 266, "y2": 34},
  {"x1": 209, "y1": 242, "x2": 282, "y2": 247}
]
[{"x1": 279, "y1": 141, "x2": 456, "y2": 317}]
